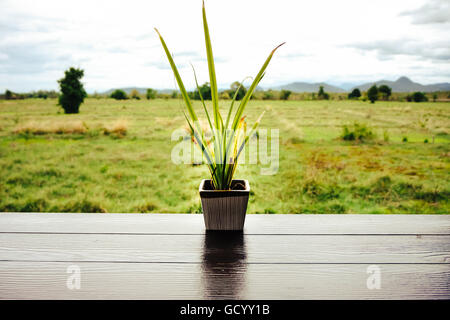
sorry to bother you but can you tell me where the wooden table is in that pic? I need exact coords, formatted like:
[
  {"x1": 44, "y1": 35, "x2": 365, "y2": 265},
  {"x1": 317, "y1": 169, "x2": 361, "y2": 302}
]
[{"x1": 0, "y1": 213, "x2": 449, "y2": 299}]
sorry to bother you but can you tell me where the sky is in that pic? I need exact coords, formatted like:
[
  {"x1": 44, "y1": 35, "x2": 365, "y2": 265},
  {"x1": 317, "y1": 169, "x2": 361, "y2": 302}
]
[{"x1": 1, "y1": 0, "x2": 449, "y2": 93}]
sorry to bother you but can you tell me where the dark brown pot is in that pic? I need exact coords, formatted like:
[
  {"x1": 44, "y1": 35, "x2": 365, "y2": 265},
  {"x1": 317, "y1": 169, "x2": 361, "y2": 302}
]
[{"x1": 199, "y1": 179, "x2": 250, "y2": 231}]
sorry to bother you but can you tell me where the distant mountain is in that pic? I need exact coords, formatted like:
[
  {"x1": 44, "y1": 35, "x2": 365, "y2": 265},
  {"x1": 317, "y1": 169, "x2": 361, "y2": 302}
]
[
  {"x1": 102, "y1": 77, "x2": 450, "y2": 95},
  {"x1": 272, "y1": 82, "x2": 346, "y2": 93},
  {"x1": 351, "y1": 77, "x2": 450, "y2": 93}
]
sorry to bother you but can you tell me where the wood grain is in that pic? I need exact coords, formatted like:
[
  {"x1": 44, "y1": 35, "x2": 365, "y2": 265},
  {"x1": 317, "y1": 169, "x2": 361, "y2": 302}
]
[
  {"x1": 0, "y1": 213, "x2": 449, "y2": 299},
  {"x1": 0, "y1": 233, "x2": 449, "y2": 263},
  {"x1": 1, "y1": 213, "x2": 449, "y2": 234},
  {"x1": 0, "y1": 262, "x2": 448, "y2": 300}
]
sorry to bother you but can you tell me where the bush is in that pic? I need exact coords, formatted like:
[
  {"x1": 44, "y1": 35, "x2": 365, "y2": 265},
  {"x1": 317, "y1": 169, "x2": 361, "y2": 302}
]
[
  {"x1": 367, "y1": 85, "x2": 378, "y2": 103},
  {"x1": 318, "y1": 86, "x2": 329, "y2": 100},
  {"x1": 341, "y1": 122, "x2": 375, "y2": 142},
  {"x1": 228, "y1": 81, "x2": 247, "y2": 100},
  {"x1": 130, "y1": 89, "x2": 141, "y2": 100},
  {"x1": 411, "y1": 92, "x2": 428, "y2": 102},
  {"x1": 57, "y1": 67, "x2": 87, "y2": 114},
  {"x1": 110, "y1": 89, "x2": 128, "y2": 100},
  {"x1": 192, "y1": 82, "x2": 211, "y2": 100},
  {"x1": 262, "y1": 90, "x2": 275, "y2": 100},
  {"x1": 348, "y1": 88, "x2": 361, "y2": 99},
  {"x1": 5, "y1": 89, "x2": 13, "y2": 100},
  {"x1": 220, "y1": 91, "x2": 230, "y2": 100},
  {"x1": 280, "y1": 90, "x2": 292, "y2": 100},
  {"x1": 146, "y1": 88, "x2": 157, "y2": 99},
  {"x1": 378, "y1": 85, "x2": 392, "y2": 100}
]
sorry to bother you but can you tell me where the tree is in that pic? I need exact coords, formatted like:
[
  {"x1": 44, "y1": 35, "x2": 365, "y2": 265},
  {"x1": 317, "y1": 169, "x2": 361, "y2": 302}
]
[
  {"x1": 229, "y1": 81, "x2": 247, "y2": 100},
  {"x1": 280, "y1": 90, "x2": 292, "y2": 101},
  {"x1": 146, "y1": 88, "x2": 157, "y2": 99},
  {"x1": 318, "y1": 86, "x2": 329, "y2": 100},
  {"x1": 57, "y1": 67, "x2": 87, "y2": 114},
  {"x1": 367, "y1": 85, "x2": 378, "y2": 103},
  {"x1": 348, "y1": 88, "x2": 361, "y2": 99},
  {"x1": 378, "y1": 85, "x2": 392, "y2": 100},
  {"x1": 110, "y1": 89, "x2": 128, "y2": 100},
  {"x1": 5, "y1": 90, "x2": 12, "y2": 100},
  {"x1": 411, "y1": 92, "x2": 428, "y2": 102},
  {"x1": 194, "y1": 82, "x2": 211, "y2": 100}
]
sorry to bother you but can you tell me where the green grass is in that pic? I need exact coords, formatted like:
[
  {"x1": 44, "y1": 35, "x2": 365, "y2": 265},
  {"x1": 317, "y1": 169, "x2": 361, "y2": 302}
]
[{"x1": 0, "y1": 98, "x2": 449, "y2": 213}]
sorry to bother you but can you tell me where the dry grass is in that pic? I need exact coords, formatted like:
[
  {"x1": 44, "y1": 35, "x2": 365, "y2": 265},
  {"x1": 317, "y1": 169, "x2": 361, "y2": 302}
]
[
  {"x1": 14, "y1": 120, "x2": 87, "y2": 135},
  {"x1": 103, "y1": 119, "x2": 128, "y2": 136}
]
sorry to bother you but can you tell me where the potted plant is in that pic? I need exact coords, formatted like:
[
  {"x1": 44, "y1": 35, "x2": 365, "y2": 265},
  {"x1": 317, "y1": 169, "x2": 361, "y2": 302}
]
[{"x1": 155, "y1": 1, "x2": 283, "y2": 230}]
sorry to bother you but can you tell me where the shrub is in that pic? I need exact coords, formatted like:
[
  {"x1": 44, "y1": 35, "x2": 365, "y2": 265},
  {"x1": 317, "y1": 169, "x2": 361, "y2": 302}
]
[
  {"x1": 146, "y1": 88, "x2": 157, "y2": 99},
  {"x1": 341, "y1": 122, "x2": 375, "y2": 142},
  {"x1": 228, "y1": 81, "x2": 247, "y2": 101},
  {"x1": 411, "y1": 91, "x2": 428, "y2": 102},
  {"x1": 103, "y1": 119, "x2": 128, "y2": 137},
  {"x1": 110, "y1": 89, "x2": 128, "y2": 100},
  {"x1": 318, "y1": 86, "x2": 329, "y2": 100},
  {"x1": 193, "y1": 82, "x2": 211, "y2": 100},
  {"x1": 262, "y1": 90, "x2": 275, "y2": 100},
  {"x1": 57, "y1": 67, "x2": 87, "y2": 114},
  {"x1": 130, "y1": 89, "x2": 141, "y2": 100},
  {"x1": 378, "y1": 85, "x2": 392, "y2": 100},
  {"x1": 220, "y1": 91, "x2": 230, "y2": 100},
  {"x1": 14, "y1": 120, "x2": 88, "y2": 135},
  {"x1": 402, "y1": 136, "x2": 408, "y2": 142},
  {"x1": 348, "y1": 88, "x2": 361, "y2": 99},
  {"x1": 367, "y1": 85, "x2": 378, "y2": 103},
  {"x1": 280, "y1": 89, "x2": 292, "y2": 100},
  {"x1": 5, "y1": 89, "x2": 13, "y2": 100}
]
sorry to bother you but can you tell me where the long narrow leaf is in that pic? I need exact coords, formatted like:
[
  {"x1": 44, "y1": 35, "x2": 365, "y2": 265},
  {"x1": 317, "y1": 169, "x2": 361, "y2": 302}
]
[
  {"x1": 202, "y1": 1, "x2": 221, "y2": 130},
  {"x1": 154, "y1": 28, "x2": 198, "y2": 124},
  {"x1": 231, "y1": 42, "x2": 285, "y2": 131}
]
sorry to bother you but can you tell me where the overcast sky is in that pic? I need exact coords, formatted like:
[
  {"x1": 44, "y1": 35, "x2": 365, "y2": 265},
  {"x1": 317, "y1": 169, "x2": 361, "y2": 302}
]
[{"x1": 1, "y1": 0, "x2": 449, "y2": 93}]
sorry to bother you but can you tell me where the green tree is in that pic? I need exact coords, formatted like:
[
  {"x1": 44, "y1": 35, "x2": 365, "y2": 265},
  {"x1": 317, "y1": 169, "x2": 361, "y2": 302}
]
[
  {"x1": 378, "y1": 85, "x2": 392, "y2": 100},
  {"x1": 57, "y1": 67, "x2": 87, "y2": 114},
  {"x1": 280, "y1": 90, "x2": 292, "y2": 101},
  {"x1": 318, "y1": 86, "x2": 329, "y2": 100},
  {"x1": 317, "y1": 86, "x2": 330, "y2": 100},
  {"x1": 146, "y1": 88, "x2": 157, "y2": 99},
  {"x1": 194, "y1": 82, "x2": 212, "y2": 100},
  {"x1": 411, "y1": 92, "x2": 428, "y2": 102},
  {"x1": 110, "y1": 89, "x2": 128, "y2": 100},
  {"x1": 5, "y1": 90, "x2": 12, "y2": 100},
  {"x1": 348, "y1": 88, "x2": 361, "y2": 99},
  {"x1": 367, "y1": 85, "x2": 378, "y2": 103},
  {"x1": 229, "y1": 81, "x2": 247, "y2": 100}
]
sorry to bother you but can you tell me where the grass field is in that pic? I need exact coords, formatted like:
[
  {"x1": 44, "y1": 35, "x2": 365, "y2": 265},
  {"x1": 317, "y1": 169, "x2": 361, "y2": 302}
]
[{"x1": 0, "y1": 98, "x2": 449, "y2": 214}]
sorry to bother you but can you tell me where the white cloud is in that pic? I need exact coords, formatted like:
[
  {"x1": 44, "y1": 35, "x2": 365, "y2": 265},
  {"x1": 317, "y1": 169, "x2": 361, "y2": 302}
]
[{"x1": 0, "y1": 0, "x2": 449, "y2": 93}]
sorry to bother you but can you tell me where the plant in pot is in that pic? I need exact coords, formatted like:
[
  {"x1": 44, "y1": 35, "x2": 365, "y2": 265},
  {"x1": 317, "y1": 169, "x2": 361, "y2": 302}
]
[{"x1": 155, "y1": 1, "x2": 283, "y2": 230}]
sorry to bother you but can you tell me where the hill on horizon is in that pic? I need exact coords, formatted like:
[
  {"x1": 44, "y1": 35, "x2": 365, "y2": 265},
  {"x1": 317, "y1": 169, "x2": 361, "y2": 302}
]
[
  {"x1": 101, "y1": 76, "x2": 450, "y2": 95},
  {"x1": 351, "y1": 76, "x2": 450, "y2": 93}
]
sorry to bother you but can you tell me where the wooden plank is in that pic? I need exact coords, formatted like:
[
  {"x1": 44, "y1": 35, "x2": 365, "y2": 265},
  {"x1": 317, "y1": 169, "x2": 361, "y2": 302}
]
[
  {"x1": 1, "y1": 233, "x2": 449, "y2": 263},
  {"x1": 0, "y1": 261, "x2": 448, "y2": 299},
  {"x1": 1, "y1": 213, "x2": 450, "y2": 235}
]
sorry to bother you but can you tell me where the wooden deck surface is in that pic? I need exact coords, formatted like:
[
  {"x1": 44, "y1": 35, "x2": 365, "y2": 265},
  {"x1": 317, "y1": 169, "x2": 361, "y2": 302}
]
[{"x1": 0, "y1": 213, "x2": 449, "y2": 299}]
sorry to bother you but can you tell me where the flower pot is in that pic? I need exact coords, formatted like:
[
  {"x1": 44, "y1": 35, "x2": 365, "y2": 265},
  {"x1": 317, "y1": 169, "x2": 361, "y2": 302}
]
[{"x1": 199, "y1": 179, "x2": 250, "y2": 231}]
